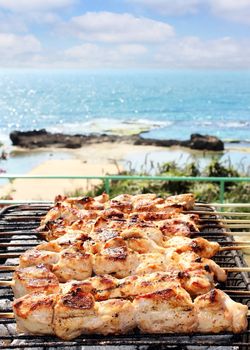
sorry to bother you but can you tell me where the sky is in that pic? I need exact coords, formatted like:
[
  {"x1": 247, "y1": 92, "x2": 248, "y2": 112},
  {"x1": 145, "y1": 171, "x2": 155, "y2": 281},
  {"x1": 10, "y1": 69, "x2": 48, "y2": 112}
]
[{"x1": 0, "y1": 0, "x2": 250, "y2": 69}]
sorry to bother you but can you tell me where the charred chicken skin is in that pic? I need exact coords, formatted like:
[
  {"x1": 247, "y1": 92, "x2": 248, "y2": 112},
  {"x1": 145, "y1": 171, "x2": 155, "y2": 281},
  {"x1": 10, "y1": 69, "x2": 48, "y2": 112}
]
[{"x1": 13, "y1": 288, "x2": 247, "y2": 340}]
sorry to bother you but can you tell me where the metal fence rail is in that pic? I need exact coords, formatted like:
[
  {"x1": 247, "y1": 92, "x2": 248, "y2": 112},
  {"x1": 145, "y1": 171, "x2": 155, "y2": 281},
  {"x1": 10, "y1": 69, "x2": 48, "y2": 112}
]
[{"x1": 0, "y1": 174, "x2": 250, "y2": 204}]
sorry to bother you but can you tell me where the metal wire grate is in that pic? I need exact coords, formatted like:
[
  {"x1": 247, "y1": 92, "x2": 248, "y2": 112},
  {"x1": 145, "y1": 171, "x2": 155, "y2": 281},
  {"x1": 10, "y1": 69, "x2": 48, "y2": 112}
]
[{"x1": 0, "y1": 203, "x2": 250, "y2": 349}]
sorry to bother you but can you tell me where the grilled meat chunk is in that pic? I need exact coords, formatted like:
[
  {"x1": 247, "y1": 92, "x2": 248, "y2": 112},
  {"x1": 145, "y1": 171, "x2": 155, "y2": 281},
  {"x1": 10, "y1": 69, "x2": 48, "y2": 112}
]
[
  {"x1": 13, "y1": 292, "x2": 55, "y2": 335},
  {"x1": 133, "y1": 286, "x2": 197, "y2": 333},
  {"x1": 195, "y1": 289, "x2": 248, "y2": 333},
  {"x1": 164, "y1": 236, "x2": 220, "y2": 258},
  {"x1": 13, "y1": 265, "x2": 60, "y2": 298},
  {"x1": 19, "y1": 245, "x2": 92, "y2": 282},
  {"x1": 54, "y1": 289, "x2": 136, "y2": 339}
]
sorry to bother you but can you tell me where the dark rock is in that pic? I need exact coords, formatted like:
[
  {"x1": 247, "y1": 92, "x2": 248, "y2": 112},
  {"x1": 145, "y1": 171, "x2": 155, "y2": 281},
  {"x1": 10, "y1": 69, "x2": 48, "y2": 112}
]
[
  {"x1": 182, "y1": 133, "x2": 224, "y2": 151},
  {"x1": 9, "y1": 129, "x2": 224, "y2": 151},
  {"x1": 134, "y1": 138, "x2": 179, "y2": 147}
]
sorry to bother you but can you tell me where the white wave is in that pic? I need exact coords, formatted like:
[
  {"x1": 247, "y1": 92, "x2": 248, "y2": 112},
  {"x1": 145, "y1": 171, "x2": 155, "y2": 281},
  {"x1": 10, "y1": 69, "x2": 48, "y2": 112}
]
[
  {"x1": 47, "y1": 118, "x2": 171, "y2": 136},
  {"x1": 217, "y1": 121, "x2": 250, "y2": 128},
  {"x1": 0, "y1": 131, "x2": 12, "y2": 147},
  {"x1": 193, "y1": 120, "x2": 249, "y2": 129}
]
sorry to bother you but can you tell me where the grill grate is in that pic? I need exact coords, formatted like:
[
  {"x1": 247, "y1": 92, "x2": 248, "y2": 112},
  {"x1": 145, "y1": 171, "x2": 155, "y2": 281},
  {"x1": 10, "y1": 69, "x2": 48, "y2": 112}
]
[{"x1": 0, "y1": 203, "x2": 250, "y2": 349}]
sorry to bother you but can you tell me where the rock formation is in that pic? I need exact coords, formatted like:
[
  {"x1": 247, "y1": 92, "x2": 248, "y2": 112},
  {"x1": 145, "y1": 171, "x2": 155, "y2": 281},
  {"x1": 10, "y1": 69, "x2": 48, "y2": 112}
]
[{"x1": 10, "y1": 129, "x2": 224, "y2": 151}]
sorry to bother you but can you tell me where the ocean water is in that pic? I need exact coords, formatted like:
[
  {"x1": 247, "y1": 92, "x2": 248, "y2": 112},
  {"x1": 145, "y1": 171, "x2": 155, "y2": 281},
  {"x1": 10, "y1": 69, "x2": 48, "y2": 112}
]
[
  {"x1": 0, "y1": 69, "x2": 250, "y2": 176},
  {"x1": 0, "y1": 69, "x2": 250, "y2": 144}
]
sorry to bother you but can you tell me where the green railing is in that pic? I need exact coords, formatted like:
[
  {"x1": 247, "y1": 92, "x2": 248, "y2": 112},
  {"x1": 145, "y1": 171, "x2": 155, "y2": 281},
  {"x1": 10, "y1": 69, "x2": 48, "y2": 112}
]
[{"x1": 0, "y1": 174, "x2": 250, "y2": 204}]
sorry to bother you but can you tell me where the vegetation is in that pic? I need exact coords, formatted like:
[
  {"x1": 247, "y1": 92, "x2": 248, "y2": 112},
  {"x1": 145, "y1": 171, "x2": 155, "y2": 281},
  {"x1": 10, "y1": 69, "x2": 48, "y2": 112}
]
[{"x1": 66, "y1": 158, "x2": 250, "y2": 207}]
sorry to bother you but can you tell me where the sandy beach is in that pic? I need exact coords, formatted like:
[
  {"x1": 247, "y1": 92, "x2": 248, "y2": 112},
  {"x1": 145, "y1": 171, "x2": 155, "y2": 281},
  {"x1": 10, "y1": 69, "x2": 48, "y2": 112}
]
[
  {"x1": 0, "y1": 142, "x2": 166, "y2": 201},
  {"x1": 0, "y1": 140, "x2": 250, "y2": 201}
]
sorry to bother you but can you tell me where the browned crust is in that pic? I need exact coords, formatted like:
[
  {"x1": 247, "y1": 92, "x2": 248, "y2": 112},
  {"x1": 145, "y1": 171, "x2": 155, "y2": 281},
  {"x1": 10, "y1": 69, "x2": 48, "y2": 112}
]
[
  {"x1": 13, "y1": 294, "x2": 55, "y2": 318},
  {"x1": 61, "y1": 290, "x2": 94, "y2": 309}
]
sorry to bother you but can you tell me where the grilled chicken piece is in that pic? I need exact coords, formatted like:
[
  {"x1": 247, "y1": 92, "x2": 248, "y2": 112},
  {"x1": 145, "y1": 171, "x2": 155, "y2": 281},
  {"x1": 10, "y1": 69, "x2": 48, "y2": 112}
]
[
  {"x1": 19, "y1": 245, "x2": 92, "y2": 282},
  {"x1": 12, "y1": 265, "x2": 60, "y2": 298},
  {"x1": 40, "y1": 193, "x2": 109, "y2": 234},
  {"x1": 13, "y1": 291, "x2": 134, "y2": 339},
  {"x1": 53, "y1": 290, "x2": 99, "y2": 339},
  {"x1": 12, "y1": 263, "x2": 213, "y2": 300},
  {"x1": 19, "y1": 248, "x2": 59, "y2": 268},
  {"x1": 195, "y1": 289, "x2": 248, "y2": 333},
  {"x1": 41, "y1": 220, "x2": 94, "y2": 241},
  {"x1": 96, "y1": 299, "x2": 136, "y2": 336},
  {"x1": 55, "y1": 193, "x2": 109, "y2": 208},
  {"x1": 159, "y1": 221, "x2": 195, "y2": 238},
  {"x1": 110, "y1": 193, "x2": 158, "y2": 213},
  {"x1": 133, "y1": 286, "x2": 197, "y2": 333},
  {"x1": 134, "y1": 250, "x2": 222, "y2": 296},
  {"x1": 63, "y1": 272, "x2": 184, "y2": 302},
  {"x1": 13, "y1": 292, "x2": 55, "y2": 335},
  {"x1": 54, "y1": 288, "x2": 135, "y2": 339},
  {"x1": 110, "y1": 193, "x2": 195, "y2": 213},
  {"x1": 52, "y1": 247, "x2": 92, "y2": 282},
  {"x1": 115, "y1": 272, "x2": 182, "y2": 299},
  {"x1": 164, "y1": 236, "x2": 220, "y2": 258},
  {"x1": 18, "y1": 239, "x2": 226, "y2": 292},
  {"x1": 61, "y1": 275, "x2": 119, "y2": 300},
  {"x1": 164, "y1": 193, "x2": 195, "y2": 210},
  {"x1": 56, "y1": 195, "x2": 107, "y2": 211},
  {"x1": 41, "y1": 214, "x2": 165, "y2": 255},
  {"x1": 177, "y1": 251, "x2": 227, "y2": 283},
  {"x1": 121, "y1": 222, "x2": 164, "y2": 246},
  {"x1": 157, "y1": 214, "x2": 200, "y2": 239},
  {"x1": 93, "y1": 238, "x2": 140, "y2": 278},
  {"x1": 39, "y1": 192, "x2": 196, "y2": 234},
  {"x1": 135, "y1": 252, "x2": 177, "y2": 275},
  {"x1": 38, "y1": 204, "x2": 99, "y2": 233},
  {"x1": 13, "y1": 288, "x2": 247, "y2": 339},
  {"x1": 130, "y1": 208, "x2": 182, "y2": 222},
  {"x1": 12, "y1": 266, "x2": 182, "y2": 299},
  {"x1": 91, "y1": 216, "x2": 164, "y2": 245},
  {"x1": 175, "y1": 251, "x2": 227, "y2": 296}
]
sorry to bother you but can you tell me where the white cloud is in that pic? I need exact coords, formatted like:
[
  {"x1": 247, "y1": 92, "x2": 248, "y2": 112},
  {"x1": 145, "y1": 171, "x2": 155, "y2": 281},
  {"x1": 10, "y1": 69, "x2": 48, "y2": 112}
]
[
  {"x1": 0, "y1": 6, "x2": 248, "y2": 69},
  {"x1": 0, "y1": 33, "x2": 42, "y2": 66},
  {"x1": 0, "y1": 0, "x2": 75, "y2": 12},
  {"x1": 0, "y1": 0, "x2": 74, "y2": 34},
  {"x1": 0, "y1": 32, "x2": 249, "y2": 69},
  {"x1": 209, "y1": 0, "x2": 250, "y2": 24},
  {"x1": 65, "y1": 43, "x2": 148, "y2": 68},
  {"x1": 154, "y1": 36, "x2": 250, "y2": 69},
  {"x1": 61, "y1": 35, "x2": 250, "y2": 69},
  {"x1": 67, "y1": 12, "x2": 174, "y2": 43},
  {"x1": 0, "y1": 12, "x2": 28, "y2": 32},
  {"x1": 128, "y1": 0, "x2": 203, "y2": 15},
  {"x1": 129, "y1": 0, "x2": 250, "y2": 25}
]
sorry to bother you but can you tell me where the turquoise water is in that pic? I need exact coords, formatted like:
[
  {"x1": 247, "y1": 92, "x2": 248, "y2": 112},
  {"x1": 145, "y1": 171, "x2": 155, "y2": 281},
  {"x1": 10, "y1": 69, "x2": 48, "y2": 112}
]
[
  {"x1": 0, "y1": 150, "x2": 73, "y2": 184},
  {"x1": 0, "y1": 70, "x2": 250, "y2": 143}
]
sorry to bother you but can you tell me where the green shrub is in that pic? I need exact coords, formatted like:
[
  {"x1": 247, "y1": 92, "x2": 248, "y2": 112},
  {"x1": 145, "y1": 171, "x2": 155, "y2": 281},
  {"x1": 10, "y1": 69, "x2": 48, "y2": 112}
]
[{"x1": 64, "y1": 158, "x2": 249, "y2": 204}]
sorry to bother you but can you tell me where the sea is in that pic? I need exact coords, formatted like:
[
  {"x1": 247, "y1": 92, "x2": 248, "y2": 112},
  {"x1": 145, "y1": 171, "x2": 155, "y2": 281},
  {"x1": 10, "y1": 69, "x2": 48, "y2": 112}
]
[{"x1": 0, "y1": 69, "x2": 250, "y2": 174}]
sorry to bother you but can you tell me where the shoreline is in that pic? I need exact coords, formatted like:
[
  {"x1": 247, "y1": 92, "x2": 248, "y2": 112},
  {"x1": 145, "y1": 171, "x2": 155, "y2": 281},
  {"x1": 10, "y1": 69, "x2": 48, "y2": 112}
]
[
  {"x1": 0, "y1": 140, "x2": 249, "y2": 201},
  {"x1": 0, "y1": 142, "x2": 167, "y2": 200}
]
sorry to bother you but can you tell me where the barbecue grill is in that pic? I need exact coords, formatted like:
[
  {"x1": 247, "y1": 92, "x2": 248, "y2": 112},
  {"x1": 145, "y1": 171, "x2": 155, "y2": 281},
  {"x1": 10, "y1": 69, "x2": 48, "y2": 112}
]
[{"x1": 0, "y1": 203, "x2": 250, "y2": 350}]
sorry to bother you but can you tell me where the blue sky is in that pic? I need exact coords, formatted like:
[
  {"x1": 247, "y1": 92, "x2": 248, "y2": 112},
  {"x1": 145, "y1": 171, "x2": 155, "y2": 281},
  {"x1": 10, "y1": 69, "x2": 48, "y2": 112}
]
[{"x1": 0, "y1": 0, "x2": 250, "y2": 69}]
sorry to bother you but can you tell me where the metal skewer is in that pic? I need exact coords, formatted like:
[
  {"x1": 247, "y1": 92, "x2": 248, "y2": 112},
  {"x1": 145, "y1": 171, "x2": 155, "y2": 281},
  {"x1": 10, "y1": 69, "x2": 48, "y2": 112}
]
[
  {"x1": 187, "y1": 210, "x2": 250, "y2": 217},
  {"x1": 199, "y1": 219, "x2": 250, "y2": 224},
  {"x1": 0, "y1": 312, "x2": 14, "y2": 318},
  {"x1": 224, "y1": 267, "x2": 250, "y2": 272},
  {"x1": 0, "y1": 266, "x2": 17, "y2": 271},
  {"x1": 1, "y1": 311, "x2": 250, "y2": 318},
  {"x1": 196, "y1": 203, "x2": 250, "y2": 208},
  {"x1": 0, "y1": 280, "x2": 14, "y2": 286},
  {"x1": 219, "y1": 245, "x2": 250, "y2": 251}
]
